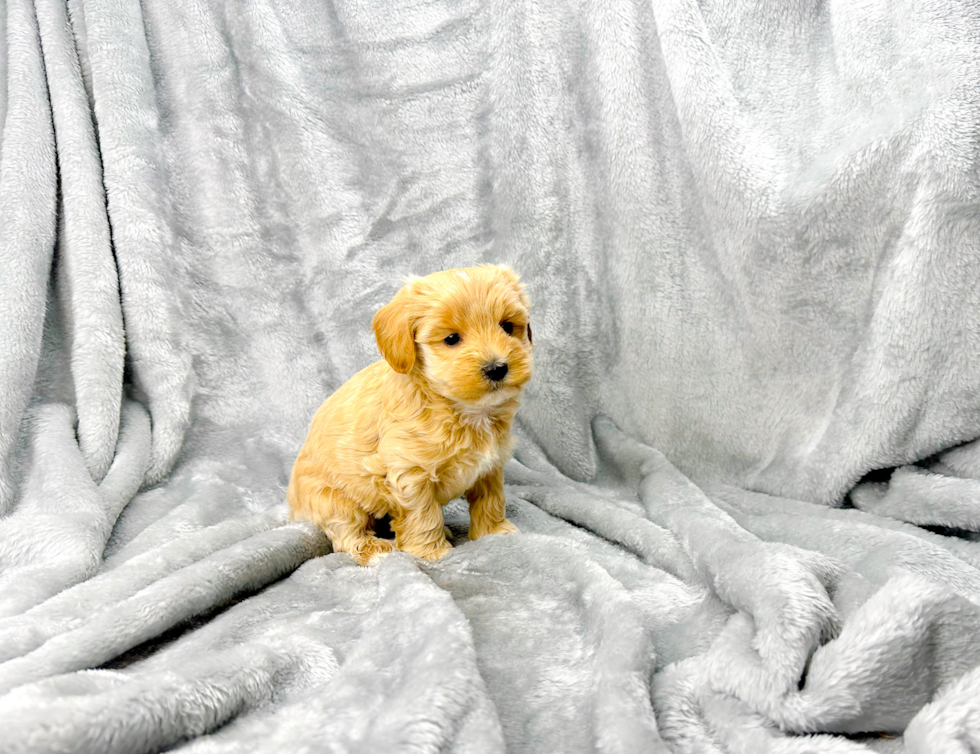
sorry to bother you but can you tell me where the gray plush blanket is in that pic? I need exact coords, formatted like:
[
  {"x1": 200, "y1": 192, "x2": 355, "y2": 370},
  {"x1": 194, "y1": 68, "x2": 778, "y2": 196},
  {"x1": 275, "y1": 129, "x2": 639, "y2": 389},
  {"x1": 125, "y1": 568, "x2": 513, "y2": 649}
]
[{"x1": 3, "y1": 0, "x2": 980, "y2": 751}]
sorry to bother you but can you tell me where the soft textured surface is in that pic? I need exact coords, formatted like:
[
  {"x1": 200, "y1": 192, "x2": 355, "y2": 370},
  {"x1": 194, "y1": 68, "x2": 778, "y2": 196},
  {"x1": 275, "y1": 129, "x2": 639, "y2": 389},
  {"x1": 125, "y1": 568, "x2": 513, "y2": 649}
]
[{"x1": 2, "y1": 0, "x2": 980, "y2": 751}]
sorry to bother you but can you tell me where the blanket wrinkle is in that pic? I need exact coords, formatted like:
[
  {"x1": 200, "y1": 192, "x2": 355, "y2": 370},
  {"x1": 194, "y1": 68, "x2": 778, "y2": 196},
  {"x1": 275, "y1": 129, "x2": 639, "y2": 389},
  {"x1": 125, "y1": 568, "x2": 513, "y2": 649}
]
[
  {"x1": 83, "y1": 0, "x2": 194, "y2": 488},
  {"x1": 595, "y1": 419, "x2": 845, "y2": 699},
  {"x1": 904, "y1": 662, "x2": 980, "y2": 754},
  {"x1": 422, "y1": 526, "x2": 668, "y2": 752},
  {"x1": 0, "y1": 511, "x2": 286, "y2": 662},
  {"x1": 4, "y1": 0, "x2": 980, "y2": 751},
  {"x1": 0, "y1": 0, "x2": 58, "y2": 516},
  {"x1": 0, "y1": 521, "x2": 327, "y2": 696},
  {"x1": 0, "y1": 399, "x2": 150, "y2": 619},
  {"x1": 705, "y1": 498, "x2": 980, "y2": 611},
  {"x1": 506, "y1": 441, "x2": 696, "y2": 581},
  {"x1": 852, "y1": 463, "x2": 980, "y2": 532},
  {"x1": 36, "y1": 0, "x2": 123, "y2": 484},
  {"x1": 166, "y1": 553, "x2": 506, "y2": 754},
  {"x1": 704, "y1": 481, "x2": 980, "y2": 576},
  {"x1": 699, "y1": 575, "x2": 980, "y2": 734}
]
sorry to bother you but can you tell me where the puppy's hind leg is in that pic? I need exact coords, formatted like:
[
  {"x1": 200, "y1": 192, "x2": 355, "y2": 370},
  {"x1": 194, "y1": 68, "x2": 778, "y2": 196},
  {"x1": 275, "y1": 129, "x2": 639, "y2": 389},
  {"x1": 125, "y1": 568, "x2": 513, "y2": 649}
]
[{"x1": 296, "y1": 485, "x2": 395, "y2": 566}]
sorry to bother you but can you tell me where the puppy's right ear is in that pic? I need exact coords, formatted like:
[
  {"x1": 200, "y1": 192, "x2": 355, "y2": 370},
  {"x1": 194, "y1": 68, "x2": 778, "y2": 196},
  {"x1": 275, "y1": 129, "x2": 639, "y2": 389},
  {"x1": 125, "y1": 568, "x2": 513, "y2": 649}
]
[{"x1": 372, "y1": 288, "x2": 417, "y2": 374}]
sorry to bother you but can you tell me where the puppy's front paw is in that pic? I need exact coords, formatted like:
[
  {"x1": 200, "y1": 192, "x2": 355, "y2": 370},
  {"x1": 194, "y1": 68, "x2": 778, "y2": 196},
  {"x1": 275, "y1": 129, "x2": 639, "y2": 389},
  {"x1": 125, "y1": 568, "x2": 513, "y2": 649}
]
[
  {"x1": 350, "y1": 537, "x2": 396, "y2": 566},
  {"x1": 402, "y1": 537, "x2": 453, "y2": 562},
  {"x1": 490, "y1": 518, "x2": 519, "y2": 536},
  {"x1": 469, "y1": 518, "x2": 519, "y2": 540}
]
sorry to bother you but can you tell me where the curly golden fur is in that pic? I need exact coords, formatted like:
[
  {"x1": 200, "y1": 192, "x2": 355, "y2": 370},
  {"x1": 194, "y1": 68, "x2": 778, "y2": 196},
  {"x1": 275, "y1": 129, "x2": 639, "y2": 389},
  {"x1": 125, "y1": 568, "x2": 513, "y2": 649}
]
[{"x1": 287, "y1": 265, "x2": 533, "y2": 565}]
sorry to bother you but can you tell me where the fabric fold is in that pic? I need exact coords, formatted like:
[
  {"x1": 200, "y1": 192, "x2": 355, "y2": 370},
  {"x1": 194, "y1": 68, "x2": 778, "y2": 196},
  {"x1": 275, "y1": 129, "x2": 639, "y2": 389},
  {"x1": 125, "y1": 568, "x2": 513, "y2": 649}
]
[
  {"x1": 0, "y1": 0, "x2": 58, "y2": 514},
  {"x1": 0, "y1": 399, "x2": 150, "y2": 618},
  {"x1": 0, "y1": 521, "x2": 326, "y2": 694},
  {"x1": 35, "y1": 0, "x2": 124, "y2": 483},
  {"x1": 80, "y1": 0, "x2": 193, "y2": 487}
]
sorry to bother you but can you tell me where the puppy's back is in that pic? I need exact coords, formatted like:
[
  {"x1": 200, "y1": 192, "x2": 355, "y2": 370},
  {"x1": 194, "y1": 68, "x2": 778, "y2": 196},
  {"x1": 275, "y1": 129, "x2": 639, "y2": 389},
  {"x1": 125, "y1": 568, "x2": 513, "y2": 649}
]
[{"x1": 287, "y1": 360, "x2": 404, "y2": 519}]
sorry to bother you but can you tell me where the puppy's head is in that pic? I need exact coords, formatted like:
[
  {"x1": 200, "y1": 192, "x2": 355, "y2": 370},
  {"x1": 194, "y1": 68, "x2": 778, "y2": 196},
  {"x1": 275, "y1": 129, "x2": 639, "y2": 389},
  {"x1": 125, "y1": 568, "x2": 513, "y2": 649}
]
[{"x1": 372, "y1": 265, "x2": 533, "y2": 406}]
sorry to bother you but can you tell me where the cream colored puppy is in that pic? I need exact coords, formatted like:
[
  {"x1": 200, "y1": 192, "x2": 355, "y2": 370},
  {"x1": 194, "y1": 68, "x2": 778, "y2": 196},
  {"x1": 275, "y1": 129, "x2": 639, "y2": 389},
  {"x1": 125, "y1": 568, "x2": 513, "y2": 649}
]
[{"x1": 288, "y1": 265, "x2": 533, "y2": 565}]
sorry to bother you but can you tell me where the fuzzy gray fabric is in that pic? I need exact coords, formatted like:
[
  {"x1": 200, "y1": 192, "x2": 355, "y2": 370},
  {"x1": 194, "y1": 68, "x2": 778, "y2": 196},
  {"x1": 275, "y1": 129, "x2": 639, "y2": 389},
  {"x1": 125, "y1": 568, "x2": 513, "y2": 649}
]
[{"x1": 2, "y1": 0, "x2": 980, "y2": 752}]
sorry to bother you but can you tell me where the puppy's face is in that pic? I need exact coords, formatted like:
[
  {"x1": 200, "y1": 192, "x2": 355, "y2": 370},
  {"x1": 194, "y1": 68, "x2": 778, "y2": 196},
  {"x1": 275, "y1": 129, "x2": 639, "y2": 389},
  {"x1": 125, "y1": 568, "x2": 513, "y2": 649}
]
[{"x1": 373, "y1": 265, "x2": 533, "y2": 407}]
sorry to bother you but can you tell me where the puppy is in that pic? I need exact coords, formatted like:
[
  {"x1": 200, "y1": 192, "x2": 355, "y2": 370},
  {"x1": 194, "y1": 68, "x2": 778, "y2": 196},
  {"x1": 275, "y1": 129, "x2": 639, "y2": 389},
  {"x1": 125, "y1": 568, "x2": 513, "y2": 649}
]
[{"x1": 288, "y1": 264, "x2": 533, "y2": 565}]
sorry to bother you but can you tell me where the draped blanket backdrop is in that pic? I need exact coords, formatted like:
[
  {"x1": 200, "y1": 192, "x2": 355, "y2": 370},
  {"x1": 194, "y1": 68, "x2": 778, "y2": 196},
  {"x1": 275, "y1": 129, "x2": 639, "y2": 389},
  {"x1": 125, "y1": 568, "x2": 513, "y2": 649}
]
[{"x1": 2, "y1": 0, "x2": 980, "y2": 751}]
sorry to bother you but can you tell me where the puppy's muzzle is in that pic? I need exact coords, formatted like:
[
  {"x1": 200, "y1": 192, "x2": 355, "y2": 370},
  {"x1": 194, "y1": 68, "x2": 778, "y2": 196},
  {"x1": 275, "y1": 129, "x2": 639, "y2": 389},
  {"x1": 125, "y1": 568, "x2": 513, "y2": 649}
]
[{"x1": 483, "y1": 362, "x2": 509, "y2": 382}]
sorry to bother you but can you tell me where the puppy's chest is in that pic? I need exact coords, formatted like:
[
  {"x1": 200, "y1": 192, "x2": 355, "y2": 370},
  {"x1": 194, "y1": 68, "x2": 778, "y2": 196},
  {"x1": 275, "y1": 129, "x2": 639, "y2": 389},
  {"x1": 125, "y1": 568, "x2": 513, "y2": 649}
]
[{"x1": 434, "y1": 436, "x2": 505, "y2": 503}]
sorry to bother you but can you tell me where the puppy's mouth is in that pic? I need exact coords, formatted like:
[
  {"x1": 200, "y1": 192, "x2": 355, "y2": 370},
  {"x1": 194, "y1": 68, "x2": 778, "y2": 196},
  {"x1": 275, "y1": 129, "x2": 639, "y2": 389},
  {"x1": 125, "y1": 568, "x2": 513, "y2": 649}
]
[
  {"x1": 487, "y1": 378, "x2": 529, "y2": 399},
  {"x1": 468, "y1": 381, "x2": 521, "y2": 407}
]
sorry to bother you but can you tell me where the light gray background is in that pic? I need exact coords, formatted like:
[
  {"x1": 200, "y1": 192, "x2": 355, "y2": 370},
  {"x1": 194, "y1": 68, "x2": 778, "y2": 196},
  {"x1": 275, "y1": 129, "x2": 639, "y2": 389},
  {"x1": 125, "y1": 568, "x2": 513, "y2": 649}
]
[{"x1": 2, "y1": 0, "x2": 980, "y2": 751}]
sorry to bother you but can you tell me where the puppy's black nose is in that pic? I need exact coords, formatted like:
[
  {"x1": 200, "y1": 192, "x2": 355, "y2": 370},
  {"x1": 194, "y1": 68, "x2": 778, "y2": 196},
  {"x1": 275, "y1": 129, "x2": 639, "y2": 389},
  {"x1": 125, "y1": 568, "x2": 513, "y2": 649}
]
[{"x1": 483, "y1": 362, "x2": 509, "y2": 382}]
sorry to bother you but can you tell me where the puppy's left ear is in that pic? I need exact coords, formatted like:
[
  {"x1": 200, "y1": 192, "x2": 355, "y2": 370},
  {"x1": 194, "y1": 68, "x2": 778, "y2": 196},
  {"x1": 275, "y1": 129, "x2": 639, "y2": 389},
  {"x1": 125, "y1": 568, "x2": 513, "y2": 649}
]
[
  {"x1": 504, "y1": 270, "x2": 532, "y2": 345},
  {"x1": 372, "y1": 287, "x2": 418, "y2": 374}
]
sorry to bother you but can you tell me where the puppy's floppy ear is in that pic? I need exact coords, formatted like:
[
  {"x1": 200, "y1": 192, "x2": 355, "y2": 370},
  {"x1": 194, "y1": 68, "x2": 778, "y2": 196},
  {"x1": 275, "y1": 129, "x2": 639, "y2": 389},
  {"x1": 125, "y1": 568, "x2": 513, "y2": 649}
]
[
  {"x1": 372, "y1": 286, "x2": 418, "y2": 374},
  {"x1": 495, "y1": 266, "x2": 532, "y2": 343}
]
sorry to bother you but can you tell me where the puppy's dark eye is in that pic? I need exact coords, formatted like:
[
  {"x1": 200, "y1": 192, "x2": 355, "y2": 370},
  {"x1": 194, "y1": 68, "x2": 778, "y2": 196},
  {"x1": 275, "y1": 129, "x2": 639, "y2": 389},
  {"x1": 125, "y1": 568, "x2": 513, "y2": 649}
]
[
  {"x1": 444, "y1": 333, "x2": 461, "y2": 346},
  {"x1": 500, "y1": 321, "x2": 514, "y2": 335}
]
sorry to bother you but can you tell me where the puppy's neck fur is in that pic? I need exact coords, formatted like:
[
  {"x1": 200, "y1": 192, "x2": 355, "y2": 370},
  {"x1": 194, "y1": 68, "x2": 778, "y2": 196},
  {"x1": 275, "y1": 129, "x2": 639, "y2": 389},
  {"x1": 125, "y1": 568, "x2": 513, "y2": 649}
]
[{"x1": 453, "y1": 400, "x2": 517, "y2": 433}]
